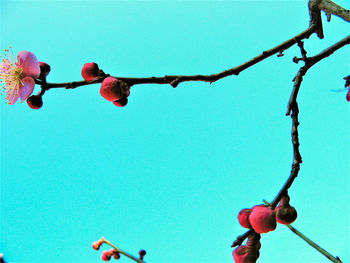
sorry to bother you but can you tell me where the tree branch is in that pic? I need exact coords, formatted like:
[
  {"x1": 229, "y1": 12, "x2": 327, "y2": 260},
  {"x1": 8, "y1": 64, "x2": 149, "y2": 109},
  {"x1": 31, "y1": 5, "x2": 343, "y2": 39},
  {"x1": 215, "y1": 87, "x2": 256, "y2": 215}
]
[
  {"x1": 231, "y1": 34, "x2": 349, "y2": 251},
  {"x1": 287, "y1": 34, "x2": 349, "y2": 115},
  {"x1": 35, "y1": 25, "x2": 317, "y2": 91},
  {"x1": 319, "y1": 0, "x2": 350, "y2": 22},
  {"x1": 102, "y1": 238, "x2": 145, "y2": 263}
]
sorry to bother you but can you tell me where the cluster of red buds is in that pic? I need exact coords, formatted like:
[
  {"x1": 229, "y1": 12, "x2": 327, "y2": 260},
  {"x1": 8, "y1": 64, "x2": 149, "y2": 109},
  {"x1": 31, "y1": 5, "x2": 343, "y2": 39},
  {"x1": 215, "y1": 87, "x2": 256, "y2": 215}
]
[
  {"x1": 92, "y1": 237, "x2": 146, "y2": 262},
  {"x1": 81, "y1": 63, "x2": 130, "y2": 107},
  {"x1": 101, "y1": 249, "x2": 121, "y2": 261},
  {"x1": 92, "y1": 237, "x2": 105, "y2": 251},
  {"x1": 26, "y1": 62, "x2": 50, "y2": 110},
  {"x1": 234, "y1": 193, "x2": 297, "y2": 262}
]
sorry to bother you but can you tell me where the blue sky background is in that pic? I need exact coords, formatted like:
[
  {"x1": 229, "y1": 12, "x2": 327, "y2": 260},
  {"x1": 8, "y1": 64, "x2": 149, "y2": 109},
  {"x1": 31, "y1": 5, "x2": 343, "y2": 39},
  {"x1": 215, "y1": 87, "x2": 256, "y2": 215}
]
[{"x1": 0, "y1": 0, "x2": 349, "y2": 262}]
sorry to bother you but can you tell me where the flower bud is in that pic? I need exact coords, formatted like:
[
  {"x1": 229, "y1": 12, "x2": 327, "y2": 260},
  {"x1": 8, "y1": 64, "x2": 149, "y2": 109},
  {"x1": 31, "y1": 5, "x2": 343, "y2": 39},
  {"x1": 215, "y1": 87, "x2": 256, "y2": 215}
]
[
  {"x1": 275, "y1": 195, "x2": 298, "y2": 225},
  {"x1": 113, "y1": 252, "x2": 121, "y2": 260},
  {"x1": 81, "y1": 62, "x2": 99, "y2": 81},
  {"x1": 100, "y1": 77, "x2": 123, "y2": 101},
  {"x1": 101, "y1": 250, "x2": 112, "y2": 261},
  {"x1": 238, "y1": 208, "x2": 252, "y2": 229},
  {"x1": 139, "y1": 249, "x2": 146, "y2": 259},
  {"x1": 39, "y1": 62, "x2": 51, "y2": 79},
  {"x1": 248, "y1": 205, "x2": 276, "y2": 234},
  {"x1": 92, "y1": 241, "x2": 101, "y2": 250},
  {"x1": 27, "y1": 95, "x2": 43, "y2": 109}
]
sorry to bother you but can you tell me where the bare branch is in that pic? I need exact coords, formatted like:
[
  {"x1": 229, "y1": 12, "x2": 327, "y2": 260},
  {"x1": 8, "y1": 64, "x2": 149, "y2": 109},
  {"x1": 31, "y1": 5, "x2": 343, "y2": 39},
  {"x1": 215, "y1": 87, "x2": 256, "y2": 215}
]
[
  {"x1": 287, "y1": 34, "x2": 350, "y2": 115},
  {"x1": 35, "y1": 26, "x2": 317, "y2": 91},
  {"x1": 103, "y1": 238, "x2": 145, "y2": 263},
  {"x1": 319, "y1": 0, "x2": 350, "y2": 22}
]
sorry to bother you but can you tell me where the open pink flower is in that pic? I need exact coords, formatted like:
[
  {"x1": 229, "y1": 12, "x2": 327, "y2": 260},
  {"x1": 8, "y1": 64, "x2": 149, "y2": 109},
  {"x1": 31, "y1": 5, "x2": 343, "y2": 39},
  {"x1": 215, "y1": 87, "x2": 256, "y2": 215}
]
[{"x1": 0, "y1": 48, "x2": 40, "y2": 105}]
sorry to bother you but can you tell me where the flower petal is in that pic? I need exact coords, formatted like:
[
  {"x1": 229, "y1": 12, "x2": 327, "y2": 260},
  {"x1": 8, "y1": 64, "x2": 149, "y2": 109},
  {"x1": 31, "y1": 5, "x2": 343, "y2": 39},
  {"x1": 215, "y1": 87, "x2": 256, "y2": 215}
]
[
  {"x1": 19, "y1": 77, "x2": 35, "y2": 102},
  {"x1": 6, "y1": 88, "x2": 19, "y2": 105},
  {"x1": 17, "y1": 51, "x2": 40, "y2": 79}
]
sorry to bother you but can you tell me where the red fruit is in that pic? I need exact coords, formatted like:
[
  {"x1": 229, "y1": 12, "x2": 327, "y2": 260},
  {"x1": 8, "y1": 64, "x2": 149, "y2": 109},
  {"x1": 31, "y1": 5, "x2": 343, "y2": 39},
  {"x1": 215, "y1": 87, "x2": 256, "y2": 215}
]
[
  {"x1": 100, "y1": 77, "x2": 123, "y2": 101},
  {"x1": 249, "y1": 205, "x2": 276, "y2": 234},
  {"x1": 238, "y1": 208, "x2": 252, "y2": 229},
  {"x1": 125, "y1": 89, "x2": 130, "y2": 97},
  {"x1": 81, "y1": 62, "x2": 99, "y2": 81},
  {"x1": 27, "y1": 95, "x2": 43, "y2": 109},
  {"x1": 346, "y1": 90, "x2": 350, "y2": 102},
  {"x1": 113, "y1": 95, "x2": 128, "y2": 107},
  {"x1": 39, "y1": 62, "x2": 51, "y2": 78},
  {"x1": 275, "y1": 195, "x2": 298, "y2": 225}
]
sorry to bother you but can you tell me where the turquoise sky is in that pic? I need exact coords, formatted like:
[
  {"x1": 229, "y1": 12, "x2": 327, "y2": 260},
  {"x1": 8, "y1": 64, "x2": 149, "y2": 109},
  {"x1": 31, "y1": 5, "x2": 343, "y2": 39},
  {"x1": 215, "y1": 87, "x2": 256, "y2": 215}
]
[{"x1": 1, "y1": 1, "x2": 349, "y2": 262}]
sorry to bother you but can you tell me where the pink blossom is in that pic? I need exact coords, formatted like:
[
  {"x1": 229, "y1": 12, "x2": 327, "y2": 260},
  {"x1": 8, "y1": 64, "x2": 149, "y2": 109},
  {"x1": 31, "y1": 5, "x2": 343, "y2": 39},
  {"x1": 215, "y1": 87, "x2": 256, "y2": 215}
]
[{"x1": 0, "y1": 48, "x2": 40, "y2": 105}]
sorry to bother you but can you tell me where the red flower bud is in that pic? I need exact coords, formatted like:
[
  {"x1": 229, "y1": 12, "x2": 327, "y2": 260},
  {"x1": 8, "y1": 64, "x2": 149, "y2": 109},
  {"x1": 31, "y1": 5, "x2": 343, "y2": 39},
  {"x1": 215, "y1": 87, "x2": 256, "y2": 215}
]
[
  {"x1": 275, "y1": 195, "x2": 298, "y2": 225},
  {"x1": 100, "y1": 77, "x2": 123, "y2": 101},
  {"x1": 101, "y1": 250, "x2": 112, "y2": 261},
  {"x1": 248, "y1": 205, "x2": 276, "y2": 234},
  {"x1": 139, "y1": 249, "x2": 146, "y2": 259},
  {"x1": 81, "y1": 62, "x2": 99, "y2": 81},
  {"x1": 27, "y1": 95, "x2": 43, "y2": 109},
  {"x1": 238, "y1": 208, "x2": 252, "y2": 229},
  {"x1": 113, "y1": 252, "x2": 121, "y2": 260},
  {"x1": 92, "y1": 241, "x2": 101, "y2": 250}
]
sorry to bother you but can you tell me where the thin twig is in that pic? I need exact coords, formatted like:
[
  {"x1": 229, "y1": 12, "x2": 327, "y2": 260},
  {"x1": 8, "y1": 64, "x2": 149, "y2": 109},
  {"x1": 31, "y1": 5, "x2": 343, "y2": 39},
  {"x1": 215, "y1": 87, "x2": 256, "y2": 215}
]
[
  {"x1": 263, "y1": 200, "x2": 342, "y2": 263},
  {"x1": 287, "y1": 34, "x2": 350, "y2": 115},
  {"x1": 103, "y1": 239, "x2": 145, "y2": 263},
  {"x1": 231, "y1": 229, "x2": 254, "y2": 248},
  {"x1": 34, "y1": 25, "x2": 317, "y2": 90},
  {"x1": 286, "y1": 225, "x2": 343, "y2": 263}
]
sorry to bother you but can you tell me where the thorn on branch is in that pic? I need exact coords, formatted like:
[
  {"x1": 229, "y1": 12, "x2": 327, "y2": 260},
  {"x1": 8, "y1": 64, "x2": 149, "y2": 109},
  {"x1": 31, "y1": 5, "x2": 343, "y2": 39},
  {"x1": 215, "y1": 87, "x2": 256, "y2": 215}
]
[{"x1": 325, "y1": 11, "x2": 332, "y2": 22}]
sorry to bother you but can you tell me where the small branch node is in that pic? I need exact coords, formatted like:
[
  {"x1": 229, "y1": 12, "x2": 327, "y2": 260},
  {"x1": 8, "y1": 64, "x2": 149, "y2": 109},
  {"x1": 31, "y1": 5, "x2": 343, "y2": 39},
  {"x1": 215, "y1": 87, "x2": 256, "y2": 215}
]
[
  {"x1": 170, "y1": 78, "x2": 180, "y2": 88},
  {"x1": 277, "y1": 50, "x2": 285, "y2": 57}
]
